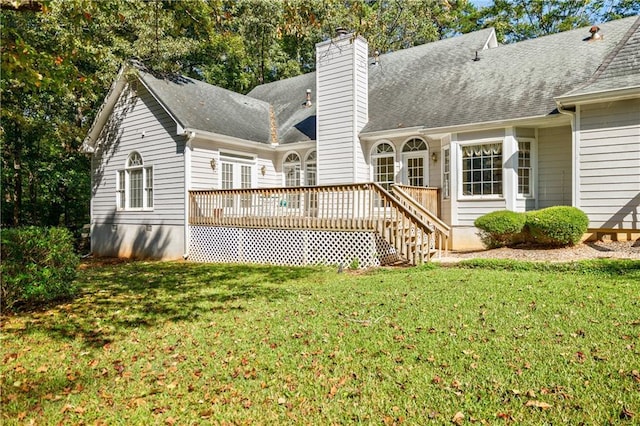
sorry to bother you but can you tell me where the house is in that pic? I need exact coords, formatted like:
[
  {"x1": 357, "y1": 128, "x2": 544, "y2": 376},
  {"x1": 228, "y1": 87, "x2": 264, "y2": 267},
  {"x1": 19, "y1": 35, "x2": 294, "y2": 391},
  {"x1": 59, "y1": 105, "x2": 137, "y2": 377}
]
[{"x1": 83, "y1": 16, "x2": 640, "y2": 266}]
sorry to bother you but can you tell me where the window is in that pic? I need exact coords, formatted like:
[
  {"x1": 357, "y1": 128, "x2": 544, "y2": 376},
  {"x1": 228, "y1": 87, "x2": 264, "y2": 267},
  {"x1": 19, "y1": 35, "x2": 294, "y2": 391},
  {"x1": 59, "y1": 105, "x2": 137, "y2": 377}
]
[
  {"x1": 461, "y1": 143, "x2": 502, "y2": 196},
  {"x1": 402, "y1": 138, "x2": 428, "y2": 187},
  {"x1": 372, "y1": 142, "x2": 395, "y2": 191},
  {"x1": 283, "y1": 153, "x2": 301, "y2": 187},
  {"x1": 116, "y1": 152, "x2": 153, "y2": 210},
  {"x1": 304, "y1": 151, "x2": 316, "y2": 187},
  {"x1": 305, "y1": 151, "x2": 318, "y2": 210},
  {"x1": 442, "y1": 148, "x2": 450, "y2": 199},
  {"x1": 518, "y1": 141, "x2": 532, "y2": 197},
  {"x1": 283, "y1": 152, "x2": 301, "y2": 208}
]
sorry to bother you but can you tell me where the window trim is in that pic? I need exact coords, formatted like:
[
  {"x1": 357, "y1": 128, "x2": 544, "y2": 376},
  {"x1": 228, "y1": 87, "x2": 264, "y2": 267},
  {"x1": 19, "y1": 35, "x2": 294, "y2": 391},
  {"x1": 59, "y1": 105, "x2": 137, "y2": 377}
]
[
  {"x1": 516, "y1": 137, "x2": 536, "y2": 199},
  {"x1": 442, "y1": 146, "x2": 451, "y2": 199},
  {"x1": 304, "y1": 150, "x2": 317, "y2": 187},
  {"x1": 371, "y1": 141, "x2": 396, "y2": 191},
  {"x1": 116, "y1": 151, "x2": 153, "y2": 211},
  {"x1": 457, "y1": 140, "x2": 504, "y2": 200},
  {"x1": 401, "y1": 137, "x2": 429, "y2": 187},
  {"x1": 282, "y1": 151, "x2": 301, "y2": 188}
]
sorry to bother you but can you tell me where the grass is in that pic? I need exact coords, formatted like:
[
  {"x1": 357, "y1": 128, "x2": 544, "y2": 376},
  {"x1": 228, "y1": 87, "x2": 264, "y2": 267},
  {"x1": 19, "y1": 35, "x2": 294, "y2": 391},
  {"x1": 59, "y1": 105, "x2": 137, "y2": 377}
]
[{"x1": 1, "y1": 259, "x2": 639, "y2": 425}]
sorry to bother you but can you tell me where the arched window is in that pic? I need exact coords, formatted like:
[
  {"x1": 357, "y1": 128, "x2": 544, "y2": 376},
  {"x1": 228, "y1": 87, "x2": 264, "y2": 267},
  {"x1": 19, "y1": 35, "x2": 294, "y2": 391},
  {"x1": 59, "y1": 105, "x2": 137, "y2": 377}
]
[
  {"x1": 116, "y1": 151, "x2": 153, "y2": 210},
  {"x1": 283, "y1": 152, "x2": 301, "y2": 208},
  {"x1": 372, "y1": 142, "x2": 395, "y2": 191},
  {"x1": 304, "y1": 151, "x2": 317, "y2": 210},
  {"x1": 401, "y1": 138, "x2": 428, "y2": 187},
  {"x1": 283, "y1": 153, "x2": 301, "y2": 187},
  {"x1": 304, "y1": 151, "x2": 316, "y2": 187}
]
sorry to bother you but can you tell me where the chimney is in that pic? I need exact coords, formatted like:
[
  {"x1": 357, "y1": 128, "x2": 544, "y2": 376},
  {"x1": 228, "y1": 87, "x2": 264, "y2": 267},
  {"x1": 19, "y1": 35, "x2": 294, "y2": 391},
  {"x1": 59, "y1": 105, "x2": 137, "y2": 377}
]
[{"x1": 315, "y1": 32, "x2": 369, "y2": 185}]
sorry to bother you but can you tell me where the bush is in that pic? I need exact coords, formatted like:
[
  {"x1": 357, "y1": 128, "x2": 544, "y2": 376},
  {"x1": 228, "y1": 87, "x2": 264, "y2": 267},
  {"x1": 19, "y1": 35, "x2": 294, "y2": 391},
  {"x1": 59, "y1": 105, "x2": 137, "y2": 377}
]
[
  {"x1": 525, "y1": 206, "x2": 589, "y2": 247},
  {"x1": 474, "y1": 210, "x2": 527, "y2": 248},
  {"x1": 1, "y1": 227, "x2": 79, "y2": 311}
]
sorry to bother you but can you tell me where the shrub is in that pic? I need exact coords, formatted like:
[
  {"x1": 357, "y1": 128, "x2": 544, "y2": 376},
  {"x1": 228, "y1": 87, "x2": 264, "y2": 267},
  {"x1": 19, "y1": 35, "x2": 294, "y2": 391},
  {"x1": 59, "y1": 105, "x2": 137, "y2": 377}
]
[
  {"x1": 474, "y1": 210, "x2": 527, "y2": 248},
  {"x1": 1, "y1": 227, "x2": 79, "y2": 311},
  {"x1": 525, "y1": 206, "x2": 589, "y2": 247}
]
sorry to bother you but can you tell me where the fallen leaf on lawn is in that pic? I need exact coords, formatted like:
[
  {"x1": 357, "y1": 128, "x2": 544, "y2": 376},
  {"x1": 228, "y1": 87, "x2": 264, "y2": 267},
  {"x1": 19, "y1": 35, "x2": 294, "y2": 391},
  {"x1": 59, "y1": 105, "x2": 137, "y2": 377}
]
[
  {"x1": 525, "y1": 400, "x2": 552, "y2": 409},
  {"x1": 620, "y1": 407, "x2": 635, "y2": 419},
  {"x1": 36, "y1": 365, "x2": 48, "y2": 373},
  {"x1": 452, "y1": 411, "x2": 464, "y2": 424}
]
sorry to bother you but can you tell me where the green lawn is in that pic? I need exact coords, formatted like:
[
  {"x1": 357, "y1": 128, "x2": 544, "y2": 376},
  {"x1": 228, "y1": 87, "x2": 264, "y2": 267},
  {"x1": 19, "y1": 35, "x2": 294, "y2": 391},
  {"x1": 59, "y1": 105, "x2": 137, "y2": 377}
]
[{"x1": 2, "y1": 259, "x2": 639, "y2": 425}]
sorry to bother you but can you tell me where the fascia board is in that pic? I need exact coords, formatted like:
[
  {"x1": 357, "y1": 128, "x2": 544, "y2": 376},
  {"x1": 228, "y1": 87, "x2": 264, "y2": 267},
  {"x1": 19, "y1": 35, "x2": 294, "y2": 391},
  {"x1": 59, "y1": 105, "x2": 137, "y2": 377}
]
[{"x1": 555, "y1": 86, "x2": 640, "y2": 107}]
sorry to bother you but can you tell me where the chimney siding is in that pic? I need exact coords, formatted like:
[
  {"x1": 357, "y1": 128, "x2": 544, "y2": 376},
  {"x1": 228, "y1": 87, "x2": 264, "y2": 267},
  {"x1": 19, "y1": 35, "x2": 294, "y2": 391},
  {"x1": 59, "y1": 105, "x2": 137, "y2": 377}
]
[{"x1": 315, "y1": 35, "x2": 369, "y2": 185}]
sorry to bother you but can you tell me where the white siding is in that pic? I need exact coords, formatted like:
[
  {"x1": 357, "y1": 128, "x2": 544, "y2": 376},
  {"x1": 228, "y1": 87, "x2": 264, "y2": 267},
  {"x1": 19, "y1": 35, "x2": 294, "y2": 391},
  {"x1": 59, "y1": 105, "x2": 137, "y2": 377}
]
[
  {"x1": 456, "y1": 199, "x2": 507, "y2": 226},
  {"x1": 537, "y1": 126, "x2": 572, "y2": 208},
  {"x1": 91, "y1": 83, "x2": 185, "y2": 258},
  {"x1": 316, "y1": 35, "x2": 369, "y2": 185},
  {"x1": 191, "y1": 141, "x2": 218, "y2": 190},
  {"x1": 579, "y1": 99, "x2": 640, "y2": 229}
]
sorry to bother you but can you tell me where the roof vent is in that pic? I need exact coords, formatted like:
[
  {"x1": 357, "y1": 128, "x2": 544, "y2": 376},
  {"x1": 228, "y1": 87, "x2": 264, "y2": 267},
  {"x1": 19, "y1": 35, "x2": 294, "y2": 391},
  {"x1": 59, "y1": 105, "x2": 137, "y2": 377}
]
[
  {"x1": 304, "y1": 89, "x2": 312, "y2": 107},
  {"x1": 589, "y1": 25, "x2": 603, "y2": 41},
  {"x1": 472, "y1": 51, "x2": 480, "y2": 62},
  {"x1": 372, "y1": 50, "x2": 380, "y2": 66},
  {"x1": 335, "y1": 27, "x2": 348, "y2": 38}
]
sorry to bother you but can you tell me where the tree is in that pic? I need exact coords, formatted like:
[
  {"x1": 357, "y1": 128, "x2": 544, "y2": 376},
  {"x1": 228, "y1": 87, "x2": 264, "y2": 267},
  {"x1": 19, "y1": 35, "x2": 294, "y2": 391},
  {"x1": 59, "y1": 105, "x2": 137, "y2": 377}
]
[{"x1": 476, "y1": 0, "x2": 640, "y2": 43}]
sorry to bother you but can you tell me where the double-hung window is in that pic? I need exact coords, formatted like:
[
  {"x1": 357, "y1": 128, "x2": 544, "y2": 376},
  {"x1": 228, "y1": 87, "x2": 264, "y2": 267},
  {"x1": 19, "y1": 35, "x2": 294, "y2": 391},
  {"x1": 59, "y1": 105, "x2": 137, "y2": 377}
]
[
  {"x1": 517, "y1": 140, "x2": 533, "y2": 197},
  {"x1": 442, "y1": 147, "x2": 450, "y2": 199},
  {"x1": 116, "y1": 152, "x2": 153, "y2": 210},
  {"x1": 461, "y1": 143, "x2": 502, "y2": 196}
]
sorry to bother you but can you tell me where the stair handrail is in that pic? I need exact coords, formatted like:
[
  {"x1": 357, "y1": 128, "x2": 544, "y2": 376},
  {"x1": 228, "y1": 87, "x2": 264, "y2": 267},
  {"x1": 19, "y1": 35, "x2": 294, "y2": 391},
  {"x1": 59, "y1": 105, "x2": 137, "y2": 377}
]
[{"x1": 390, "y1": 184, "x2": 450, "y2": 237}]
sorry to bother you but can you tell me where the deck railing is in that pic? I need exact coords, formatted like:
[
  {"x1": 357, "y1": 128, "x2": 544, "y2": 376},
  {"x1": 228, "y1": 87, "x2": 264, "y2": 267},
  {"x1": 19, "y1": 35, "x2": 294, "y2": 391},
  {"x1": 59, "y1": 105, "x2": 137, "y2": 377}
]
[
  {"x1": 189, "y1": 183, "x2": 441, "y2": 264},
  {"x1": 391, "y1": 184, "x2": 450, "y2": 255},
  {"x1": 393, "y1": 185, "x2": 441, "y2": 217}
]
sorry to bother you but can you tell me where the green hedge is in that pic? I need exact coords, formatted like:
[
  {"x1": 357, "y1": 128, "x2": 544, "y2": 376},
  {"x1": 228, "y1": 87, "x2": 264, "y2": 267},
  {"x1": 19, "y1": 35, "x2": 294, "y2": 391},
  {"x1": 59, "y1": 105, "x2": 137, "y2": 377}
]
[
  {"x1": 474, "y1": 210, "x2": 527, "y2": 248},
  {"x1": 526, "y1": 206, "x2": 589, "y2": 247},
  {"x1": 1, "y1": 227, "x2": 79, "y2": 311},
  {"x1": 475, "y1": 207, "x2": 589, "y2": 249}
]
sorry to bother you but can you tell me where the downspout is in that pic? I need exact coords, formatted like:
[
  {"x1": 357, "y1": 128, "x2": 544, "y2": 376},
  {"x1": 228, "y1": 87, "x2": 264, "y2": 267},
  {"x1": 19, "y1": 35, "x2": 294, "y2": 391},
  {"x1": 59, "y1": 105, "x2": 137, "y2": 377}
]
[
  {"x1": 556, "y1": 104, "x2": 578, "y2": 207},
  {"x1": 183, "y1": 131, "x2": 196, "y2": 259}
]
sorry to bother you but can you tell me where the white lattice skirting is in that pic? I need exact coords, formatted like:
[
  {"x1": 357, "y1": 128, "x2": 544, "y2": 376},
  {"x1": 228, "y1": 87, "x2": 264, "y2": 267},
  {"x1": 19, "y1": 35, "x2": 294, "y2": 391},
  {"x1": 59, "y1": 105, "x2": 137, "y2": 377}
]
[{"x1": 188, "y1": 226, "x2": 401, "y2": 268}]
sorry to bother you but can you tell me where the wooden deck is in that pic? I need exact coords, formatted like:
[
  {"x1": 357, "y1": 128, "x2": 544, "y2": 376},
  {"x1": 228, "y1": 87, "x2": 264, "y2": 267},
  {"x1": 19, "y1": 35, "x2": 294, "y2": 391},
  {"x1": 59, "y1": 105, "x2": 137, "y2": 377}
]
[{"x1": 189, "y1": 183, "x2": 449, "y2": 265}]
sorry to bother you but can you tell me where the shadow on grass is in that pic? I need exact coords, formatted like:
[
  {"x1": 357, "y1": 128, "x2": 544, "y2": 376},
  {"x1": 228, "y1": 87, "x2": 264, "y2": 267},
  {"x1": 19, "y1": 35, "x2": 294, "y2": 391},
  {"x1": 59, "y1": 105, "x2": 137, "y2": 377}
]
[{"x1": 5, "y1": 260, "x2": 321, "y2": 348}]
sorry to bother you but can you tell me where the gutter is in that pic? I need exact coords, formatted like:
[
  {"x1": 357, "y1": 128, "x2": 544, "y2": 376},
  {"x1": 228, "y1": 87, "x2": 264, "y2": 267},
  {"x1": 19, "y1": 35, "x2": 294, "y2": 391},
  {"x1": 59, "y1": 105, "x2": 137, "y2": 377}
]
[{"x1": 183, "y1": 131, "x2": 196, "y2": 260}]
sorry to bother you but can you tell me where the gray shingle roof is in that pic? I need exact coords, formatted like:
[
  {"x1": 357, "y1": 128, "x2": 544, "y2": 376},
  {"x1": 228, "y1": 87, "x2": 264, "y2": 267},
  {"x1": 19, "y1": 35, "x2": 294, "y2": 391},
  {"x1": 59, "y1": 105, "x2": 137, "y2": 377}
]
[
  {"x1": 131, "y1": 16, "x2": 638, "y2": 145},
  {"x1": 561, "y1": 17, "x2": 640, "y2": 98},
  {"x1": 138, "y1": 69, "x2": 273, "y2": 143},
  {"x1": 247, "y1": 72, "x2": 317, "y2": 144},
  {"x1": 362, "y1": 16, "x2": 639, "y2": 133}
]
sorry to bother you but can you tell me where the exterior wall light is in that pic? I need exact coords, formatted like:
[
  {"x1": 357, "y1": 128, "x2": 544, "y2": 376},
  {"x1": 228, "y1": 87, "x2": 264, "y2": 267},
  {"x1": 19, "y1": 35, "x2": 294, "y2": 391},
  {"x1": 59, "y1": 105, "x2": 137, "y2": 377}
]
[
  {"x1": 261, "y1": 165, "x2": 267, "y2": 176},
  {"x1": 431, "y1": 152, "x2": 438, "y2": 163},
  {"x1": 210, "y1": 158, "x2": 217, "y2": 171}
]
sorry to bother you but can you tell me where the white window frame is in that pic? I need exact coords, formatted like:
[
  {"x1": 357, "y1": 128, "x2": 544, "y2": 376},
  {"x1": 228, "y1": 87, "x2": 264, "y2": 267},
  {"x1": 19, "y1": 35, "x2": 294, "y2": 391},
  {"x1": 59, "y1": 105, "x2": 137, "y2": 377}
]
[
  {"x1": 517, "y1": 138, "x2": 536, "y2": 199},
  {"x1": 116, "y1": 151, "x2": 153, "y2": 211},
  {"x1": 304, "y1": 150, "x2": 317, "y2": 187},
  {"x1": 442, "y1": 146, "x2": 450, "y2": 199},
  {"x1": 401, "y1": 137, "x2": 429, "y2": 187},
  {"x1": 458, "y1": 140, "x2": 503, "y2": 200},
  {"x1": 283, "y1": 151, "x2": 301, "y2": 188},
  {"x1": 371, "y1": 141, "x2": 396, "y2": 191}
]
